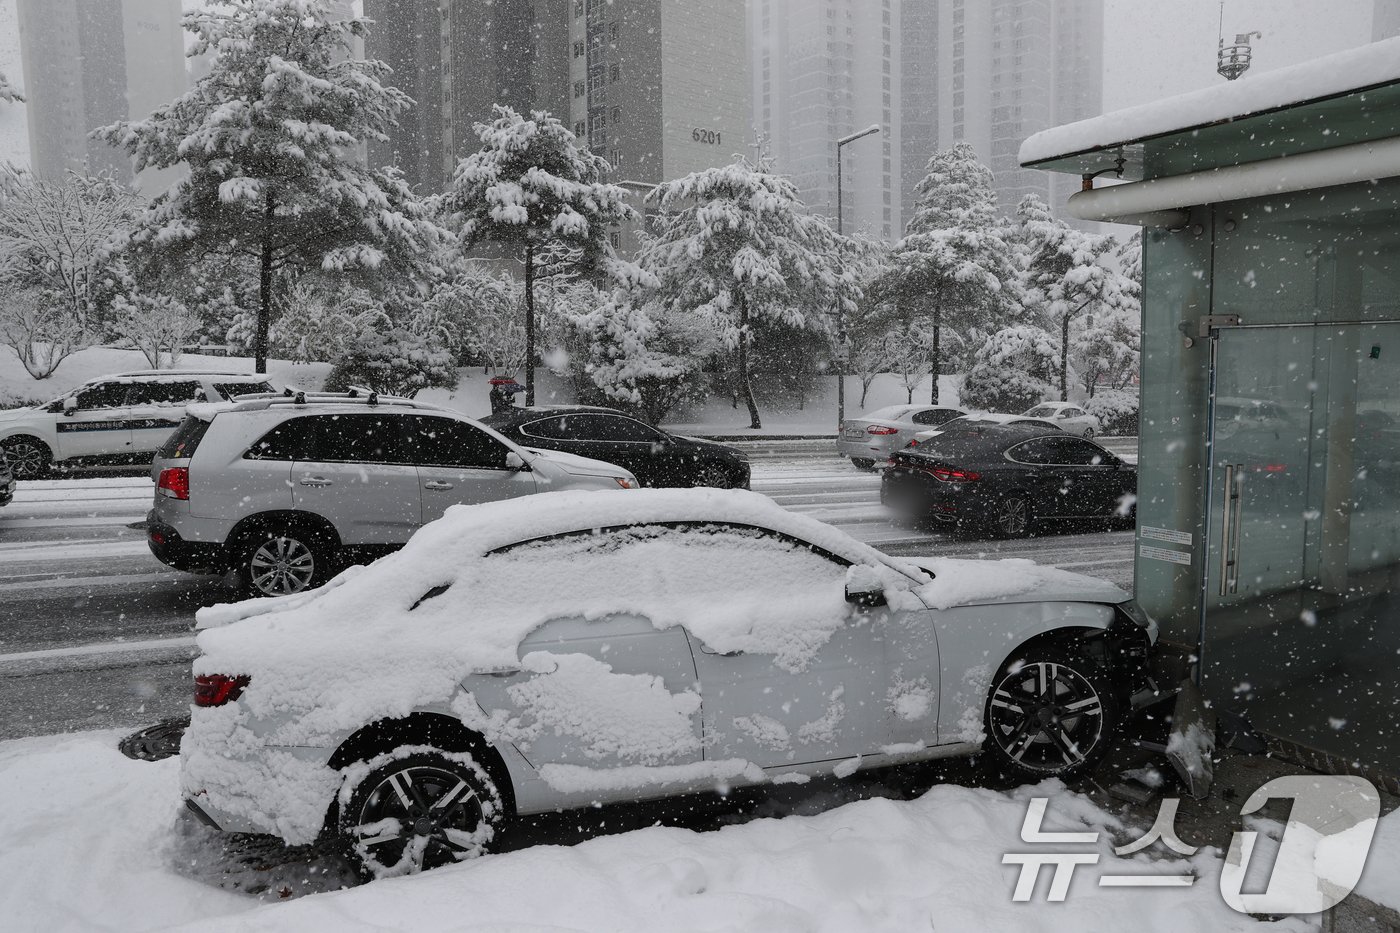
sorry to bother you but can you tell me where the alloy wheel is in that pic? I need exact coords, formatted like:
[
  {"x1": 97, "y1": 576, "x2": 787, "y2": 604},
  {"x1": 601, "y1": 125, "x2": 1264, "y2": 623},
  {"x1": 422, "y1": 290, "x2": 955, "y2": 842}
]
[
  {"x1": 350, "y1": 764, "x2": 490, "y2": 876},
  {"x1": 997, "y1": 496, "x2": 1031, "y2": 536},
  {"x1": 4, "y1": 439, "x2": 49, "y2": 479},
  {"x1": 692, "y1": 463, "x2": 732, "y2": 489},
  {"x1": 248, "y1": 535, "x2": 316, "y2": 595},
  {"x1": 988, "y1": 660, "x2": 1105, "y2": 774}
]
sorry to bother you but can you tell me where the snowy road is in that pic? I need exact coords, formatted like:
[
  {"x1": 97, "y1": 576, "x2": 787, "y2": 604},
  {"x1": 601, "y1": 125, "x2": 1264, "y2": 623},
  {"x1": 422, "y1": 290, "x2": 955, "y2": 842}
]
[{"x1": 0, "y1": 454, "x2": 1134, "y2": 740}]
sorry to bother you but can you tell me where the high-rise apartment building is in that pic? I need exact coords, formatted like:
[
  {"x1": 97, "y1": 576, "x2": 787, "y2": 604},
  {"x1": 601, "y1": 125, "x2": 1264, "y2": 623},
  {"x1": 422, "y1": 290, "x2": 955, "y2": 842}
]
[
  {"x1": 899, "y1": 0, "x2": 938, "y2": 228},
  {"x1": 364, "y1": 0, "x2": 569, "y2": 194},
  {"x1": 16, "y1": 0, "x2": 185, "y2": 191},
  {"x1": 937, "y1": 0, "x2": 1102, "y2": 218},
  {"x1": 751, "y1": 0, "x2": 901, "y2": 241},
  {"x1": 366, "y1": 0, "x2": 749, "y2": 239}
]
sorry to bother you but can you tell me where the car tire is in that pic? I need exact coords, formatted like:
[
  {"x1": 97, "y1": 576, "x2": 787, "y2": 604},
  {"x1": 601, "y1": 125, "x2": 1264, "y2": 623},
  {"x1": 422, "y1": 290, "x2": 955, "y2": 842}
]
[
  {"x1": 338, "y1": 750, "x2": 503, "y2": 879},
  {"x1": 992, "y1": 492, "x2": 1034, "y2": 538},
  {"x1": 1083, "y1": 427, "x2": 1096, "y2": 439},
  {"x1": 692, "y1": 462, "x2": 733, "y2": 489},
  {"x1": 982, "y1": 642, "x2": 1119, "y2": 781},
  {"x1": 2, "y1": 436, "x2": 52, "y2": 479},
  {"x1": 851, "y1": 458, "x2": 876, "y2": 471},
  {"x1": 238, "y1": 525, "x2": 333, "y2": 597}
]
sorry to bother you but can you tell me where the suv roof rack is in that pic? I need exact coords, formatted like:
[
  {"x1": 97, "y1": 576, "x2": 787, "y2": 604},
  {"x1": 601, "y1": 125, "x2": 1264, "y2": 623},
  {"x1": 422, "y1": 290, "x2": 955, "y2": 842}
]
[{"x1": 203, "y1": 390, "x2": 442, "y2": 414}]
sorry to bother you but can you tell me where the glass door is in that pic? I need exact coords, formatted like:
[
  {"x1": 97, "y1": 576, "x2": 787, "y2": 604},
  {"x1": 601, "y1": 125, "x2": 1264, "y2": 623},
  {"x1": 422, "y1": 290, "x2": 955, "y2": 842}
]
[{"x1": 1203, "y1": 323, "x2": 1400, "y2": 772}]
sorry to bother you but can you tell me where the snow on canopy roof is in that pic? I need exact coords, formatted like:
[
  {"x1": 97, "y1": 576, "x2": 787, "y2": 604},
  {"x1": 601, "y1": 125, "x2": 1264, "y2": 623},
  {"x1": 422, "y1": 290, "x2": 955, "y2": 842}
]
[{"x1": 1020, "y1": 36, "x2": 1400, "y2": 167}]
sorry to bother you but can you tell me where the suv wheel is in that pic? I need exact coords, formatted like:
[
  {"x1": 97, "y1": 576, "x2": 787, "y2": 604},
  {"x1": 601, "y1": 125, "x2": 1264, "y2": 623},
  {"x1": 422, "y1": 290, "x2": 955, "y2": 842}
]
[
  {"x1": 2, "y1": 436, "x2": 52, "y2": 479},
  {"x1": 239, "y1": 527, "x2": 331, "y2": 597}
]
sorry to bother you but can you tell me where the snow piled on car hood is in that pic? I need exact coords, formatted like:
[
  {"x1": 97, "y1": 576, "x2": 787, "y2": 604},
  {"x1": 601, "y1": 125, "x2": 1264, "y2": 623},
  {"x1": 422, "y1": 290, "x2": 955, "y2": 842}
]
[
  {"x1": 521, "y1": 446, "x2": 632, "y2": 477},
  {"x1": 904, "y1": 557, "x2": 1128, "y2": 608}
]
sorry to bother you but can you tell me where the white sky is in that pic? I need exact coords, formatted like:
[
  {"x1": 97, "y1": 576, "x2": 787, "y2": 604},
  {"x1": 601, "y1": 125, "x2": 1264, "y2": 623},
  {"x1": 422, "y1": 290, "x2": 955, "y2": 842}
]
[{"x1": 1103, "y1": 0, "x2": 1375, "y2": 111}]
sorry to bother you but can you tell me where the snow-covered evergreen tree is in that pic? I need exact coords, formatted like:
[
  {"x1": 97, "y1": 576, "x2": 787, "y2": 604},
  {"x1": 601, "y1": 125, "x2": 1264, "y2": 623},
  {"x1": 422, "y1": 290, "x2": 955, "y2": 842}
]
[
  {"x1": 96, "y1": 0, "x2": 444, "y2": 373},
  {"x1": 637, "y1": 158, "x2": 857, "y2": 429},
  {"x1": 886, "y1": 143, "x2": 1016, "y2": 403},
  {"x1": 1014, "y1": 194, "x2": 1131, "y2": 401},
  {"x1": 443, "y1": 106, "x2": 635, "y2": 405}
]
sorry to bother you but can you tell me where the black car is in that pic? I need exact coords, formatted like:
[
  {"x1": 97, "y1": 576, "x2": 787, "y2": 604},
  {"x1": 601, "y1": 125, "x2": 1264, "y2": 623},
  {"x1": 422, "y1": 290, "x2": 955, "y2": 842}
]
[
  {"x1": 881, "y1": 423, "x2": 1135, "y2": 537},
  {"x1": 483, "y1": 406, "x2": 751, "y2": 489}
]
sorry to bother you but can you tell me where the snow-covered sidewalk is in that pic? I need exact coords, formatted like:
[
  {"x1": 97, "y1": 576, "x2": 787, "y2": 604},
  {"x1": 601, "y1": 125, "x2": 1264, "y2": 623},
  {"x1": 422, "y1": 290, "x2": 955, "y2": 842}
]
[{"x1": 0, "y1": 730, "x2": 1332, "y2": 933}]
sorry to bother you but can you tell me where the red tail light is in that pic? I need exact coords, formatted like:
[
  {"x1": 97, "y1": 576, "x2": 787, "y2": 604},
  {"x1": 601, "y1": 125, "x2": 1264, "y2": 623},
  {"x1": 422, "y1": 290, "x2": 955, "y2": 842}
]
[
  {"x1": 906, "y1": 439, "x2": 921, "y2": 448},
  {"x1": 923, "y1": 465, "x2": 982, "y2": 482},
  {"x1": 158, "y1": 467, "x2": 190, "y2": 500},
  {"x1": 867, "y1": 425, "x2": 899, "y2": 435},
  {"x1": 1262, "y1": 464, "x2": 1287, "y2": 473},
  {"x1": 195, "y1": 674, "x2": 250, "y2": 707}
]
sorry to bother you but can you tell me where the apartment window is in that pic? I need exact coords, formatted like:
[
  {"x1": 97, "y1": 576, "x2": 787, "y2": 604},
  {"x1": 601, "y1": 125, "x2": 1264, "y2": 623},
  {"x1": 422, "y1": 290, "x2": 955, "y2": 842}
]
[
  {"x1": 611, "y1": 63, "x2": 621, "y2": 82},
  {"x1": 610, "y1": 148, "x2": 622, "y2": 167},
  {"x1": 574, "y1": 80, "x2": 586, "y2": 98},
  {"x1": 573, "y1": 40, "x2": 585, "y2": 57},
  {"x1": 609, "y1": 22, "x2": 619, "y2": 40},
  {"x1": 574, "y1": 0, "x2": 583, "y2": 15},
  {"x1": 575, "y1": 120, "x2": 586, "y2": 136},
  {"x1": 954, "y1": 41, "x2": 963, "y2": 57},
  {"x1": 609, "y1": 232, "x2": 621, "y2": 250},
  {"x1": 610, "y1": 106, "x2": 621, "y2": 123},
  {"x1": 953, "y1": 91, "x2": 963, "y2": 106}
]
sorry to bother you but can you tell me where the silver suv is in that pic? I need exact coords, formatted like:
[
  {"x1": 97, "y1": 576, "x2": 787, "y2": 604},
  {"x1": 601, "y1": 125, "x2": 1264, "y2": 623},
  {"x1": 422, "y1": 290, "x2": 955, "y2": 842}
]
[
  {"x1": 0, "y1": 370, "x2": 274, "y2": 477},
  {"x1": 146, "y1": 390, "x2": 638, "y2": 597}
]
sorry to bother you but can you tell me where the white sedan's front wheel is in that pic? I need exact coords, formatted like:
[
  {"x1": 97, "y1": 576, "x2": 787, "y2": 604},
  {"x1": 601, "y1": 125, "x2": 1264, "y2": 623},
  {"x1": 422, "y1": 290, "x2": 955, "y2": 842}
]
[{"x1": 983, "y1": 645, "x2": 1118, "y2": 780}]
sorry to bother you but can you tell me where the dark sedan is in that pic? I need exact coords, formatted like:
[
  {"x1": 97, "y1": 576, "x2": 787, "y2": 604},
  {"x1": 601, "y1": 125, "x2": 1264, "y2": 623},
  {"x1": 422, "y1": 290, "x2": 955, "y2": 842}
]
[
  {"x1": 0, "y1": 449, "x2": 12, "y2": 508},
  {"x1": 483, "y1": 406, "x2": 751, "y2": 489},
  {"x1": 881, "y1": 423, "x2": 1135, "y2": 537}
]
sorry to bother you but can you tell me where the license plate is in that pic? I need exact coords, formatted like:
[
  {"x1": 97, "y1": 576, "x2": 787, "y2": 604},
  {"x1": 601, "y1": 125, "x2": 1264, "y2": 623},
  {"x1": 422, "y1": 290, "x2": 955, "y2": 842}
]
[{"x1": 843, "y1": 427, "x2": 864, "y2": 438}]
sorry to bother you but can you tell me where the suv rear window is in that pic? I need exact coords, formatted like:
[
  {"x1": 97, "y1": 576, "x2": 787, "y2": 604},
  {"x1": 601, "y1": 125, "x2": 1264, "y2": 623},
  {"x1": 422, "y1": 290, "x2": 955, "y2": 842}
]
[{"x1": 158, "y1": 416, "x2": 211, "y2": 460}]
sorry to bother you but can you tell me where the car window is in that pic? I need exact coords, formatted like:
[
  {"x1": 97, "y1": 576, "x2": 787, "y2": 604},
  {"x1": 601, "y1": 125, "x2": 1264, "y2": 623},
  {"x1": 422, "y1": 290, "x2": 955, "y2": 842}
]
[
  {"x1": 520, "y1": 416, "x2": 574, "y2": 440},
  {"x1": 74, "y1": 382, "x2": 130, "y2": 410},
  {"x1": 577, "y1": 414, "x2": 663, "y2": 443},
  {"x1": 1064, "y1": 407, "x2": 1086, "y2": 418},
  {"x1": 245, "y1": 416, "x2": 322, "y2": 461},
  {"x1": 311, "y1": 413, "x2": 413, "y2": 464},
  {"x1": 127, "y1": 381, "x2": 203, "y2": 405},
  {"x1": 215, "y1": 381, "x2": 274, "y2": 400},
  {"x1": 1026, "y1": 406, "x2": 1055, "y2": 417},
  {"x1": 911, "y1": 408, "x2": 960, "y2": 426},
  {"x1": 1011, "y1": 436, "x2": 1112, "y2": 466},
  {"x1": 403, "y1": 415, "x2": 510, "y2": 469},
  {"x1": 158, "y1": 416, "x2": 212, "y2": 460},
  {"x1": 1007, "y1": 437, "x2": 1057, "y2": 464}
]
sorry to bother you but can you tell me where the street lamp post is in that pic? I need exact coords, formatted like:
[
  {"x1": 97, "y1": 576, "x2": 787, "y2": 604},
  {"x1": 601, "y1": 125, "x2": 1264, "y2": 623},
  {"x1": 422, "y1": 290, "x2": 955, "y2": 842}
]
[{"x1": 835, "y1": 124, "x2": 880, "y2": 433}]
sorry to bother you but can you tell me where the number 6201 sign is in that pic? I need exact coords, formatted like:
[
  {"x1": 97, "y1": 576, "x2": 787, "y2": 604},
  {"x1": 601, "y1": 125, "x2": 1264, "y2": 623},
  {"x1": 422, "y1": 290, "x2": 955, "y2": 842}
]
[{"x1": 691, "y1": 128, "x2": 722, "y2": 145}]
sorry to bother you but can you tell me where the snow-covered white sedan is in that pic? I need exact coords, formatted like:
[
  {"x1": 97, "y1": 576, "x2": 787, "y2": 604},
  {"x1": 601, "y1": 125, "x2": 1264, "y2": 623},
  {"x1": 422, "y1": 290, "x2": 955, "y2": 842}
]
[
  {"x1": 181, "y1": 488, "x2": 1157, "y2": 878},
  {"x1": 1023, "y1": 401, "x2": 1102, "y2": 438},
  {"x1": 837, "y1": 404, "x2": 968, "y2": 469}
]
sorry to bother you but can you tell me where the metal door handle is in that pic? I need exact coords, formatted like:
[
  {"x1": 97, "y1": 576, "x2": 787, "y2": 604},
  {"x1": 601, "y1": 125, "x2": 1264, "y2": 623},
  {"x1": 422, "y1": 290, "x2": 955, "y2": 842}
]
[
  {"x1": 1218, "y1": 464, "x2": 1244, "y2": 596},
  {"x1": 699, "y1": 644, "x2": 742, "y2": 656},
  {"x1": 299, "y1": 476, "x2": 333, "y2": 487},
  {"x1": 423, "y1": 480, "x2": 454, "y2": 491}
]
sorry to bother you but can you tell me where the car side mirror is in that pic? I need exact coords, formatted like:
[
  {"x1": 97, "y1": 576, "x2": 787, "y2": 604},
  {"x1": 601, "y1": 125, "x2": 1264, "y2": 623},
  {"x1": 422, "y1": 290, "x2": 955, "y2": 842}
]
[
  {"x1": 62, "y1": 397, "x2": 77, "y2": 415},
  {"x1": 504, "y1": 451, "x2": 529, "y2": 472},
  {"x1": 845, "y1": 580, "x2": 887, "y2": 609}
]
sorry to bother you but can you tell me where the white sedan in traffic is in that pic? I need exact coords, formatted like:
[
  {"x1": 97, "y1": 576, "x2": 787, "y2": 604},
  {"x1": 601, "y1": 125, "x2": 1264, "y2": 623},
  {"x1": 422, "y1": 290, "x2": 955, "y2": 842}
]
[
  {"x1": 1023, "y1": 401, "x2": 1102, "y2": 437},
  {"x1": 181, "y1": 488, "x2": 1157, "y2": 879},
  {"x1": 837, "y1": 404, "x2": 968, "y2": 469}
]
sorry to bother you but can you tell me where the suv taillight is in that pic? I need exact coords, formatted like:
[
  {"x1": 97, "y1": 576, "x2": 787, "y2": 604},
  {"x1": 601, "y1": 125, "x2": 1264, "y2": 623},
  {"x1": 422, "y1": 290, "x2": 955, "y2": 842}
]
[
  {"x1": 157, "y1": 467, "x2": 189, "y2": 500},
  {"x1": 195, "y1": 674, "x2": 250, "y2": 707}
]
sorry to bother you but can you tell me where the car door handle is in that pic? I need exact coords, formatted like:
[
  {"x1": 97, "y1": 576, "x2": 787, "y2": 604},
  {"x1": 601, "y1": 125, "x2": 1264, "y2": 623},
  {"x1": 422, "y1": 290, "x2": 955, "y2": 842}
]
[
  {"x1": 698, "y1": 644, "x2": 742, "y2": 656},
  {"x1": 299, "y1": 476, "x2": 334, "y2": 487},
  {"x1": 423, "y1": 480, "x2": 454, "y2": 491}
]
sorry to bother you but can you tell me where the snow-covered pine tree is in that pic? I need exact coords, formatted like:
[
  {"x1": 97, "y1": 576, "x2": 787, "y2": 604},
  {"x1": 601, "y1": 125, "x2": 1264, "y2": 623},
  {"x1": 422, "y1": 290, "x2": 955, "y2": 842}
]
[
  {"x1": 96, "y1": 0, "x2": 443, "y2": 374},
  {"x1": 1014, "y1": 194, "x2": 1129, "y2": 401},
  {"x1": 887, "y1": 143, "x2": 1016, "y2": 404},
  {"x1": 639, "y1": 158, "x2": 857, "y2": 429},
  {"x1": 443, "y1": 106, "x2": 635, "y2": 406}
]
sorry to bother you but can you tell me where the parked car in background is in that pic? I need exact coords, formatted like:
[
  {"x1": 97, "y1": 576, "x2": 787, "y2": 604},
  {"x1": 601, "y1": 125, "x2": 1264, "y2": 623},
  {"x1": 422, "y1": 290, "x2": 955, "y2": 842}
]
[
  {"x1": 905, "y1": 413, "x2": 1062, "y2": 453},
  {"x1": 181, "y1": 487, "x2": 1157, "y2": 879},
  {"x1": 883, "y1": 424, "x2": 1136, "y2": 537},
  {"x1": 146, "y1": 391, "x2": 637, "y2": 597},
  {"x1": 0, "y1": 450, "x2": 13, "y2": 508},
  {"x1": 1022, "y1": 401, "x2": 1102, "y2": 437},
  {"x1": 0, "y1": 370, "x2": 275, "y2": 478},
  {"x1": 837, "y1": 404, "x2": 968, "y2": 469},
  {"x1": 483, "y1": 406, "x2": 750, "y2": 489}
]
